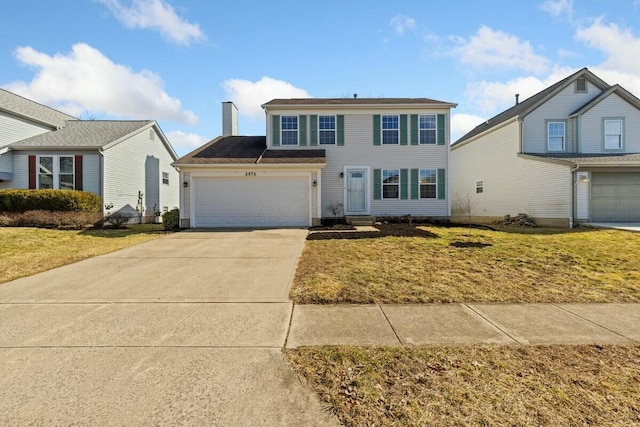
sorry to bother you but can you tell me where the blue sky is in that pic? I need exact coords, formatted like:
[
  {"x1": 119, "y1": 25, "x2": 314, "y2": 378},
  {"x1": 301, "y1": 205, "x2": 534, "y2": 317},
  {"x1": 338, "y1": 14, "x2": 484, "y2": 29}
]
[{"x1": 2, "y1": 0, "x2": 640, "y2": 155}]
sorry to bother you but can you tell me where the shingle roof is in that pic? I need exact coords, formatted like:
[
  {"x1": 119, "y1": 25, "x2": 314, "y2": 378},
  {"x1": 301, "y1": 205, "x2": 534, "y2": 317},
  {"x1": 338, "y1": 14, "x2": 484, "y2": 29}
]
[
  {"x1": 453, "y1": 68, "x2": 609, "y2": 147},
  {"x1": 174, "y1": 135, "x2": 326, "y2": 165},
  {"x1": 0, "y1": 88, "x2": 77, "y2": 128},
  {"x1": 263, "y1": 97, "x2": 456, "y2": 107},
  {"x1": 9, "y1": 120, "x2": 152, "y2": 149}
]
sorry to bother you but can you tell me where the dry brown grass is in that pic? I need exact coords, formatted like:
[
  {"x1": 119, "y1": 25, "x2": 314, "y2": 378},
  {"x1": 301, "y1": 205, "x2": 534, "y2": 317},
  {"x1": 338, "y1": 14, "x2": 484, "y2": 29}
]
[
  {"x1": 292, "y1": 225, "x2": 640, "y2": 304},
  {"x1": 287, "y1": 345, "x2": 640, "y2": 426},
  {"x1": 0, "y1": 226, "x2": 164, "y2": 284}
]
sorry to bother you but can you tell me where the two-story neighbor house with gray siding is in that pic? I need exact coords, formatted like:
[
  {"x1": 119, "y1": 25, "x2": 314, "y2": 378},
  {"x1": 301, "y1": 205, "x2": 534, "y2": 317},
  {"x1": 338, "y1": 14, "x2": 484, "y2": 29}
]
[
  {"x1": 0, "y1": 88, "x2": 179, "y2": 219},
  {"x1": 451, "y1": 68, "x2": 640, "y2": 227},
  {"x1": 175, "y1": 98, "x2": 456, "y2": 228}
]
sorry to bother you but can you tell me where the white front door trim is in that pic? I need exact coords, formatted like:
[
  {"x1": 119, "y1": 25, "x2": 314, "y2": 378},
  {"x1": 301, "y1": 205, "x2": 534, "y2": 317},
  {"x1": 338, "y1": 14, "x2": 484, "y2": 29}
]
[{"x1": 343, "y1": 166, "x2": 370, "y2": 215}]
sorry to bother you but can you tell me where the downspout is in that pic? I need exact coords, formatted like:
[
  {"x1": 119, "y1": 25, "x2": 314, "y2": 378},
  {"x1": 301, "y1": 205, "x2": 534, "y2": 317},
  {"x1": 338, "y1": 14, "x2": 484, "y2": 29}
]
[{"x1": 569, "y1": 163, "x2": 579, "y2": 228}]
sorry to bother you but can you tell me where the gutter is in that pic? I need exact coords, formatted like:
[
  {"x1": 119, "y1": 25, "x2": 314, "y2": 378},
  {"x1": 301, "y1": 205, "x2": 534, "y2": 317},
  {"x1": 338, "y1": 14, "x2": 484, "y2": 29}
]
[{"x1": 569, "y1": 163, "x2": 580, "y2": 229}]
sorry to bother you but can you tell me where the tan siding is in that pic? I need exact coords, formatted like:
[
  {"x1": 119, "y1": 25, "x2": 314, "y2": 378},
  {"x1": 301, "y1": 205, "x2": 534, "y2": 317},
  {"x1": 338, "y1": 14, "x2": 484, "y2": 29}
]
[
  {"x1": 451, "y1": 121, "x2": 571, "y2": 220},
  {"x1": 523, "y1": 84, "x2": 603, "y2": 153},
  {"x1": 580, "y1": 93, "x2": 640, "y2": 153},
  {"x1": 0, "y1": 112, "x2": 52, "y2": 146},
  {"x1": 182, "y1": 171, "x2": 191, "y2": 218}
]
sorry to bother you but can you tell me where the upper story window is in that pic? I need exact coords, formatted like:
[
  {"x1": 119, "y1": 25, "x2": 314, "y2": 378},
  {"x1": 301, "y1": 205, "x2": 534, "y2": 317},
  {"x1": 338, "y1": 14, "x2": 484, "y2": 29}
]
[
  {"x1": 382, "y1": 169, "x2": 400, "y2": 199},
  {"x1": 39, "y1": 155, "x2": 74, "y2": 190},
  {"x1": 576, "y1": 78, "x2": 587, "y2": 93},
  {"x1": 476, "y1": 180, "x2": 484, "y2": 194},
  {"x1": 419, "y1": 169, "x2": 437, "y2": 199},
  {"x1": 419, "y1": 115, "x2": 436, "y2": 144},
  {"x1": 604, "y1": 119, "x2": 623, "y2": 150},
  {"x1": 319, "y1": 115, "x2": 336, "y2": 145},
  {"x1": 162, "y1": 172, "x2": 169, "y2": 185},
  {"x1": 281, "y1": 116, "x2": 298, "y2": 145},
  {"x1": 382, "y1": 115, "x2": 399, "y2": 144},
  {"x1": 547, "y1": 121, "x2": 565, "y2": 151}
]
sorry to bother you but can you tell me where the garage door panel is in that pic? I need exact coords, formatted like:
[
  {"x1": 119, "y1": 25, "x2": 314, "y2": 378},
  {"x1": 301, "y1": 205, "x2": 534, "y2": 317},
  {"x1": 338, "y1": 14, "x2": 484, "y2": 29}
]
[
  {"x1": 591, "y1": 172, "x2": 640, "y2": 222},
  {"x1": 193, "y1": 177, "x2": 309, "y2": 227}
]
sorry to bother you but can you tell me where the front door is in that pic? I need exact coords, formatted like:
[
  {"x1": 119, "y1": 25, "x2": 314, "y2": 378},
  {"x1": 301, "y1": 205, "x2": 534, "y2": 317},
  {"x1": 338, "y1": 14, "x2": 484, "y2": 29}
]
[{"x1": 346, "y1": 169, "x2": 367, "y2": 214}]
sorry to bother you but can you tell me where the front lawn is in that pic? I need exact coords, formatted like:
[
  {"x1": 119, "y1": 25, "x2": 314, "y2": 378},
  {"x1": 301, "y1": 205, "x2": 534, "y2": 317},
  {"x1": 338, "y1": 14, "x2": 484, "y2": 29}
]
[
  {"x1": 0, "y1": 225, "x2": 166, "y2": 284},
  {"x1": 291, "y1": 224, "x2": 640, "y2": 303},
  {"x1": 287, "y1": 345, "x2": 640, "y2": 426}
]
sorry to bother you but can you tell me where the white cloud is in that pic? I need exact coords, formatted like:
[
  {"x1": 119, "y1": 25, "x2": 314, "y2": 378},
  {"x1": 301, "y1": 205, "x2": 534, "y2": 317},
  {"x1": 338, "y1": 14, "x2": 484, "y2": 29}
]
[
  {"x1": 5, "y1": 43, "x2": 198, "y2": 124},
  {"x1": 221, "y1": 77, "x2": 310, "y2": 120},
  {"x1": 451, "y1": 113, "x2": 486, "y2": 141},
  {"x1": 389, "y1": 14, "x2": 416, "y2": 36},
  {"x1": 96, "y1": 0, "x2": 205, "y2": 46},
  {"x1": 576, "y1": 19, "x2": 640, "y2": 74},
  {"x1": 166, "y1": 130, "x2": 208, "y2": 155},
  {"x1": 451, "y1": 26, "x2": 551, "y2": 75},
  {"x1": 539, "y1": 0, "x2": 573, "y2": 18},
  {"x1": 586, "y1": 67, "x2": 640, "y2": 100}
]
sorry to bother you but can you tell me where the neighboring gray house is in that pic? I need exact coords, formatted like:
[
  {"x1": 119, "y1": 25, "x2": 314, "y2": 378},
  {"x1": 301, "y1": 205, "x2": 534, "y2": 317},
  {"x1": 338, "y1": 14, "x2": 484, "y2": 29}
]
[
  {"x1": 0, "y1": 88, "x2": 179, "y2": 219},
  {"x1": 451, "y1": 68, "x2": 640, "y2": 227},
  {"x1": 175, "y1": 98, "x2": 456, "y2": 228}
]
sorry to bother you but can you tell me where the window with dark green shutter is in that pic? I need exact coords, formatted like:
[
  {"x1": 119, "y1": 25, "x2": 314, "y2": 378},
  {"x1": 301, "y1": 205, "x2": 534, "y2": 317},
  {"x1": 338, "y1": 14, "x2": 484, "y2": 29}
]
[
  {"x1": 400, "y1": 115, "x2": 408, "y2": 145},
  {"x1": 410, "y1": 115, "x2": 419, "y2": 145},
  {"x1": 373, "y1": 169, "x2": 381, "y2": 199},
  {"x1": 310, "y1": 115, "x2": 318, "y2": 146},
  {"x1": 337, "y1": 115, "x2": 344, "y2": 146},
  {"x1": 373, "y1": 115, "x2": 381, "y2": 146},
  {"x1": 410, "y1": 169, "x2": 419, "y2": 199},
  {"x1": 272, "y1": 115, "x2": 280, "y2": 146},
  {"x1": 437, "y1": 114, "x2": 445, "y2": 145},
  {"x1": 299, "y1": 115, "x2": 307, "y2": 146},
  {"x1": 400, "y1": 169, "x2": 408, "y2": 199},
  {"x1": 437, "y1": 168, "x2": 446, "y2": 199}
]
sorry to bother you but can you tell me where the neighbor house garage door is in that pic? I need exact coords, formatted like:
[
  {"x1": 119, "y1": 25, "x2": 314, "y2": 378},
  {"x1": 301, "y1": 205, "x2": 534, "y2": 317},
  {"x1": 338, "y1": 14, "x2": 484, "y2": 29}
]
[
  {"x1": 192, "y1": 177, "x2": 309, "y2": 227},
  {"x1": 591, "y1": 172, "x2": 640, "y2": 222}
]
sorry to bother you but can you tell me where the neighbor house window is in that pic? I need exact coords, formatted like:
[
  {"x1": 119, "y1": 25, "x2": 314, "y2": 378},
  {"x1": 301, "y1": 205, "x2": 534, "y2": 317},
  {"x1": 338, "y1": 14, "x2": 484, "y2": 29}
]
[
  {"x1": 281, "y1": 116, "x2": 298, "y2": 145},
  {"x1": 382, "y1": 115, "x2": 399, "y2": 144},
  {"x1": 38, "y1": 155, "x2": 74, "y2": 190},
  {"x1": 604, "y1": 119, "x2": 623, "y2": 150},
  {"x1": 318, "y1": 115, "x2": 336, "y2": 145},
  {"x1": 476, "y1": 180, "x2": 484, "y2": 194},
  {"x1": 419, "y1": 169, "x2": 437, "y2": 199},
  {"x1": 547, "y1": 121, "x2": 565, "y2": 151},
  {"x1": 576, "y1": 78, "x2": 587, "y2": 93},
  {"x1": 419, "y1": 114, "x2": 436, "y2": 144},
  {"x1": 162, "y1": 172, "x2": 169, "y2": 185},
  {"x1": 382, "y1": 169, "x2": 400, "y2": 199}
]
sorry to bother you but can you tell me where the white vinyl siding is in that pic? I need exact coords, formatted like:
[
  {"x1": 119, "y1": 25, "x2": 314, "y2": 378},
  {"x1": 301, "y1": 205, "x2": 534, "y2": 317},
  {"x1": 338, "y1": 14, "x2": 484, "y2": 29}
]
[
  {"x1": 451, "y1": 120, "x2": 571, "y2": 221},
  {"x1": 580, "y1": 93, "x2": 640, "y2": 153},
  {"x1": 0, "y1": 112, "x2": 53, "y2": 147}
]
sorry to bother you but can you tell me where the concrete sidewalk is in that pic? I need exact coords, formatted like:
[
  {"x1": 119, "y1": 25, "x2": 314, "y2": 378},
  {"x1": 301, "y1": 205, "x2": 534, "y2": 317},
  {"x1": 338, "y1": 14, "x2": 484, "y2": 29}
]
[{"x1": 286, "y1": 303, "x2": 640, "y2": 347}]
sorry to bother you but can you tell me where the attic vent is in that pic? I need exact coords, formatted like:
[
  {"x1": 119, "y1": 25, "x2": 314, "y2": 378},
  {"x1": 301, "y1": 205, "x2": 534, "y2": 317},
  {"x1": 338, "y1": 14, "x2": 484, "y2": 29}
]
[
  {"x1": 149, "y1": 129, "x2": 155, "y2": 140},
  {"x1": 576, "y1": 78, "x2": 587, "y2": 93}
]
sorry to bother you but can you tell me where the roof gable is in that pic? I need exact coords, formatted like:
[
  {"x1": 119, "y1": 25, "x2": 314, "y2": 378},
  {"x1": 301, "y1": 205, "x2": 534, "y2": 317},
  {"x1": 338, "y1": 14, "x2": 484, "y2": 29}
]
[
  {"x1": 570, "y1": 84, "x2": 640, "y2": 117},
  {"x1": 0, "y1": 88, "x2": 77, "y2": 129}
]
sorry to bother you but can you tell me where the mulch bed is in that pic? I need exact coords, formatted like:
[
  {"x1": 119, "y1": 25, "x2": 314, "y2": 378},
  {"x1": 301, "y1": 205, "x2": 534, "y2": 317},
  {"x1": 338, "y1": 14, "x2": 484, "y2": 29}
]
[{"x1": 307, "y1": 223, "x2": 439, "y2": 240}]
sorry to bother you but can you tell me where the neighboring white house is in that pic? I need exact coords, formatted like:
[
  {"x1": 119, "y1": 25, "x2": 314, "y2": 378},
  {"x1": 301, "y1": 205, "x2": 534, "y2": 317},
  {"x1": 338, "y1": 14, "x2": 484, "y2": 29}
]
[
  {"x1": 450, "y1": 68, "x2": 640, "y2": 227},
  {"x1": 0, "y1": 88, "x2": 179, "y2": 219},
  {"x1": 174, "y1": 98, "x2": 456, "y2": 228}
]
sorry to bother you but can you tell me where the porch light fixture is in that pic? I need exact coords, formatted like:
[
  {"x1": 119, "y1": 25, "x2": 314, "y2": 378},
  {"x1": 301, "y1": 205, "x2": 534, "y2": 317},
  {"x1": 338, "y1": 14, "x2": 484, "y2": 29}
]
[
  {"x1": 183, "y1": 181, "x2": 189, "y2": 188},
  {"x1": 313, "y1": 180, "x2": 317, "y2": 187},
  {"x1": 577, "y1": 174, "x2": 589, "y2": 183},
  {"x1": 339, "y1": 172, "x2": 344, "y2": 178}
]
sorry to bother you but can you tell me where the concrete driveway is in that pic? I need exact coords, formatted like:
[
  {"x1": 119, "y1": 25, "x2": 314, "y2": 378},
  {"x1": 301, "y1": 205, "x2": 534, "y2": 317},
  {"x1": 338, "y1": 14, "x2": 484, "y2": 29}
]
[{"x1": 0, "y1": 229, "x2": 339, "y2": 426}]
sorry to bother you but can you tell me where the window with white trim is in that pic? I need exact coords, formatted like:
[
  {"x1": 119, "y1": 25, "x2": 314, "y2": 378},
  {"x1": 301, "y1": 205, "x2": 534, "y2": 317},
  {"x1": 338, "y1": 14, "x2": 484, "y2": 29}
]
[
  {"x1": 547, "y1": 121, "x2": 565, "y2": 151},
  {"x1": 281, "y1": 116, "x2": 298, "y2": 145},
  {"x1": 576, "y1": 78, "x2": 587, "y2": 93},
  {"x1": 38, "y1": 155, "x2": 74, "y2": 190},
  {"x1": 604, "y1": 119, "x2": 623, "y2": 150},
  {"x1": 419, "y1": 114, "x2": 436, "y2": 144},
  {"x1": 162, "y1": 172, "x2": 169, "y2": 185},
  {"x1": 382, "y1": 115, "x2": 399, "y2": 144},
  {"x1": 476, "y1": 180, "x2": 484, "y2": 194},
  {"x1": 382, "y1": 169, "x2": 400, "y2": 199},
  {"x1": 419, "y1": 169, "x2": 437, "y2": 199},
  {"x1": 319, "y1": 115, "x2": 336, "y2": 145}
]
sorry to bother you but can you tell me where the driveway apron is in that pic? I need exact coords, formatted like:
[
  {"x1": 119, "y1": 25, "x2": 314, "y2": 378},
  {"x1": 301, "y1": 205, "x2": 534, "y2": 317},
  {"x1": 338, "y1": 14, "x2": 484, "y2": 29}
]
[{"x1": 0, "y1": 228, "x2": 339, "y2": 426}]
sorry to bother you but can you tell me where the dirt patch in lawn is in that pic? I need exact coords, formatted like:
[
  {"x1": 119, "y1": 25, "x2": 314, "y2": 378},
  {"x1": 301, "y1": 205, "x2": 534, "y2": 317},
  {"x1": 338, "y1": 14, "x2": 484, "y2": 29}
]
[
  {"x1": 287, "y1": 345, "x2": 640, "y2": 426},
  {"x1": 292, "y1": 224, "x2": 640, "y2": 304}
]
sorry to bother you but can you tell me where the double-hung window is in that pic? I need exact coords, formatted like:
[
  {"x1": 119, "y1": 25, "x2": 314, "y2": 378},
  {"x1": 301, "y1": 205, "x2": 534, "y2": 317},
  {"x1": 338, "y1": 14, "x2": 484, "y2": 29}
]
[
  {"x1": 382, "y1": 115, "x2": 399, "y2": 144},
  {"x1": 419, "y1": 169, "x2": 437, "y2": 199},
  {"x1": 604, "y1": 119, "x2": 623, "y2": 150},
  {"x1": 162, "y1": 172, "x2": 169, "y2": 185},
  {"x1": 382, "y1": 169, "x2": 400, "y2": 199},
  {"x1": 38, "y1": 155, "x2": 74, "y2": 189},
  {"x1": 419, "y1": 114, "x2": 436, "y2": 144},
  {"x1": 547, "y1": 121, "x2": 565, "y2": 151},
  {"x1": 281, "y1": 116, "x2": 298, "y2": 145},
  {"x1": 319, "y1": 115, "x2": 336, "y2": 145}
]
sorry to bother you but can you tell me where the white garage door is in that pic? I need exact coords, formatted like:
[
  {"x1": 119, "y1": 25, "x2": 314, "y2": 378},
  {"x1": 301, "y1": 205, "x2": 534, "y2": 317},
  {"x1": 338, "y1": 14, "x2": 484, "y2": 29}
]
[
  {"x1": 591, "y1": 172, "x2": 640, "y2": 222},
  {"x1": 193, "y1": 177, "x2": 310, "y2": 227}
]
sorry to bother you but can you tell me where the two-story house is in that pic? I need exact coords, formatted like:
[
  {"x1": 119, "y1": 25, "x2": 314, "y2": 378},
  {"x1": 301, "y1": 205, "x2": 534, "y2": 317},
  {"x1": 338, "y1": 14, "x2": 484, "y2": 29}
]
[
  {"x1": 451, "y1": 68, "x2": 640, "y2": 227},
  {"x1": 174, "y1": 97, "x2": 456, "y2": 228}
]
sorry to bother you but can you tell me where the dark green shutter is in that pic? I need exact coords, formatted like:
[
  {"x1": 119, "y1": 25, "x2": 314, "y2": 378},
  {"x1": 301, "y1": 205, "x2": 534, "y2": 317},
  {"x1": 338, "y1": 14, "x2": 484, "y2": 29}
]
[
  {"x1": 437, "y1": 168, "x2": 446, "y2": 199},
  {"x1": 310, "y1": 115, "x2": 318, "y2": 146},
  {"x1": 373, "y1": 115, "x2": 381, "y2": 146},
  {"x1": 373, "y1": 169, "x2": 381, "y2": 200},
  {"x1": 299, "y1": 115, "x2": 307, "y2": 146},
  {"x1": 337, "y1": 115, "x2": 344, "y2": 146},
  {"x1": 400, "y1": 115, "x2": 408, "y2": 145},
  {"x1": 410, "y1": 115, "x2": 419, "y2": 145},
  {"x1": 437, "y1": 114, "x2": 445, "y2": 145},
  {"x1": 400, "y1": 169, "x2": 408, "y2": 199},
  {"x1": 410, "y1": 169, "x2": 419, "y2": 199},
  {"x1": 272, "y1": 115, "x2": 280, "y2": 147}
]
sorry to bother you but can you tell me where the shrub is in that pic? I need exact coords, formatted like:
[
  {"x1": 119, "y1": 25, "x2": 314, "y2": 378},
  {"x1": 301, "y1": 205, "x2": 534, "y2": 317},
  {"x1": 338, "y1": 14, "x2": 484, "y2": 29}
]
[
  {"x1": 0, "y1": 210, "x2": 102, "y2": 229},
  {"x1": 0, "y1": 189, "x2": 101, "y2": 213},
  {"x1": 162, "y1": 208, "x2": 179, "y2": 230},
  {"x1": 103, "y1": 213, "x2": 133, "y2": 229}
]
